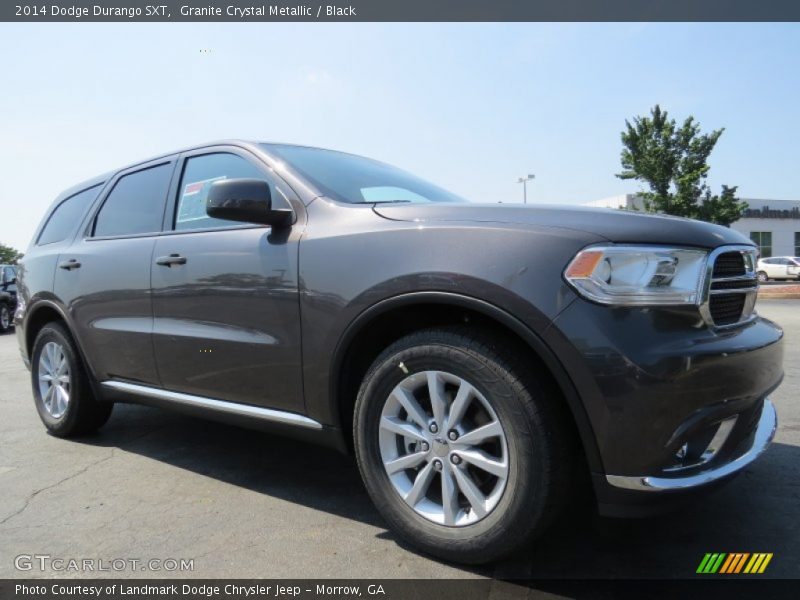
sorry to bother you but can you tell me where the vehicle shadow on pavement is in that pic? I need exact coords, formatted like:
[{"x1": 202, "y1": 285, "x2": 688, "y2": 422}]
[{"x1": 77, "y1": 403, "x2": 799, "y2": 579}]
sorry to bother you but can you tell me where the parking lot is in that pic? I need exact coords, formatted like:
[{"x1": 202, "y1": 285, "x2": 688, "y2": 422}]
[{"x1": 0, "y1": 300, "x2": 797, "y2": 580}]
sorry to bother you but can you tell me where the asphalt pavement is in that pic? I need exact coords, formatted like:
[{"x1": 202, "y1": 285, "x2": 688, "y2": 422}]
[{"x1": 0, "y1": 300, "x2": 797, "y2": 580}]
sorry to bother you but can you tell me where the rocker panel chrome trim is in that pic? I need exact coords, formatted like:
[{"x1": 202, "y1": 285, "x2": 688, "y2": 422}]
[{"x1": 101, "y1": 380, "x2": 323, "y2": 430}]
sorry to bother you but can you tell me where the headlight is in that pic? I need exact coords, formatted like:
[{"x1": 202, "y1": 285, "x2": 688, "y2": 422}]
[{"x1": 564, "y1": 245, "x2": 708, "y2": 306}]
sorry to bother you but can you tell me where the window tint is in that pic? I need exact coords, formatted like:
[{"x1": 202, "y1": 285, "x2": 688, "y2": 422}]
[
  {"x1": 174, "y1": 153, "x2": 275, "y2": 231},
  {"x1": 2, "y1": 266, "x2": 15, "y2": 283},
  {"x1": 94, "y1": 163, "x2": 173, "y2": 237},
  {"x1": 38, "y1": 185, "x2": 101, "y2": 245}
]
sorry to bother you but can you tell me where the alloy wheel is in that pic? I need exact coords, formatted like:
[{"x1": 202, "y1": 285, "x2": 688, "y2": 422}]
[
  {"x1": 378, "y1": 370, "x2": 509, "y2": 527},
  {"x1": 38, "y1": 341, "x2": 71, "y2": 419}
]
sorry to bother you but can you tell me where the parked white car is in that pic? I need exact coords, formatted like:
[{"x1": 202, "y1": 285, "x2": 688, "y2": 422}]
[{"x1": 757, "y1": 256, "x2": 800, "y2": 281}]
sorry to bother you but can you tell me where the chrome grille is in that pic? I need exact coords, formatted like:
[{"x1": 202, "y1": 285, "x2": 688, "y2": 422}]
[{"x1": 700, "y1": 247, "x2": 759, "y2": 328}]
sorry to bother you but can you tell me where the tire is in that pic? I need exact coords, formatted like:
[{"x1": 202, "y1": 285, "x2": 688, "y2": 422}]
[
  {"x1": 353, "y1": 327, "x2": 574, "y2": 564},
  {"x1": 31, "y1": 322, "x2": 113, "y2": 437},
  {"x1": 757, "y1": 271, "x2": 768, "y2": 282},
  {"x1": 0, "y1": 303, "x2": 11, "y2": 333}
]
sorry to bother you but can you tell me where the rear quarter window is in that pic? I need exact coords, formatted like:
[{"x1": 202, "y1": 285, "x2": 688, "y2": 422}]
[{"x1": 38, "y1": 185, "x2": 102, "y2": 246}]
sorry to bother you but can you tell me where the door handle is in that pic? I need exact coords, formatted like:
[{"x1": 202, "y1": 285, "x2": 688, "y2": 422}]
[
  {"x1": 155, "y1": 254, "x2": 187, "y2": 267},
  {"x1": 58, "y1": 259, "x2": 81, "y2": 270}
]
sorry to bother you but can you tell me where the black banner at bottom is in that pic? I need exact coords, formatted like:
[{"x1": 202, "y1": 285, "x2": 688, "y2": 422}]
[{"x1": 2, "y1": 579, "x2": 800, "y2": 600}]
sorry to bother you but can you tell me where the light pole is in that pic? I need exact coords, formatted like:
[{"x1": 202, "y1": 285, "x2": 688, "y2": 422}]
[{"x1": 517, "y1": 174, "x2": 535, "y2": 204}]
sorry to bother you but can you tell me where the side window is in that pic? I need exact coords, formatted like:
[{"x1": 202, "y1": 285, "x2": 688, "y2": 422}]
[
  {"x1": 93, "y1": 163, "x2": 173, "y2": 238},
  {"x1": 37, "y1": 185, "x2": 101, "y2": 246},
  {"x1": 174, "y1": 153, "x2": 278, "y2": 231},
  {"x1": 2, "y1": 266, "x2": 15, "y2": 284}
]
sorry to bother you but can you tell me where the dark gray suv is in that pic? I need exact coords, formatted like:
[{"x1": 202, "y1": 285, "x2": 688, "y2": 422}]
[{"x1": 15, "y1": 141, "x2": 783, "y2": 563}]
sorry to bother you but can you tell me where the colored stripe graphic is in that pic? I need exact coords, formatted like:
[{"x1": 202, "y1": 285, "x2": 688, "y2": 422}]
[
  {"x1": 719, "y1": 554, "x2": 736, "y2": 573},
  {"x1": 721, "y1": 553, "x2": 749, "y2": 573},
  {"x1": 733, "y1": 553, "x2": 750, "y2": 573},
  {"x1": 759, "y1": 553, "x2": 773, "y2": 573},
  {"x1": 697, "y1": 553, "x2": 727, "y2": 573},
  {"x1": 699, "y1": 552, "x2": 773, "y2": 574},
  {"x1": 744, "y1": 553, "x2": 774, "y2": 574},
  {"x1": 697, "y1": 553, "x2": 713, "y2": 573}
]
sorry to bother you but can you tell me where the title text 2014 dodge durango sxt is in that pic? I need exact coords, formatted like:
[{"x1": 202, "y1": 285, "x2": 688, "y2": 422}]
[{"x1": 15, "y1": 141, "x2": 782, "y2": 563}]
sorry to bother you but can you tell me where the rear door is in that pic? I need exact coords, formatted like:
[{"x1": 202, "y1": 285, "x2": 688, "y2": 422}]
[
  {"x1": 54, "y1": 158, "x2": 176, "y2": 385},
  {"x1": 150, "y1": 147, "x2": 305, "y2": 412}
]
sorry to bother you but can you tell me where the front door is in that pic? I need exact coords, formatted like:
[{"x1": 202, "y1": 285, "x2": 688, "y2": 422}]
[{"x1": 150, "y1": 149, "x2": 305, "y2": 413}]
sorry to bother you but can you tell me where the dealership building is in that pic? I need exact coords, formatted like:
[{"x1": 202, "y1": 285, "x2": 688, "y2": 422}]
[{"x1": 583, "y1": 194, "x2": 800, "y2": 258}]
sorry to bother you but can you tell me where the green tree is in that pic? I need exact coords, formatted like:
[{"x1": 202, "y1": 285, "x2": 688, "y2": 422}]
[
  {"x1": 616, "y1": 105, "x2": 747, "y2": 226},
  {"x1": 0, "y1": 242, "x2": 23, "y2": 264}
]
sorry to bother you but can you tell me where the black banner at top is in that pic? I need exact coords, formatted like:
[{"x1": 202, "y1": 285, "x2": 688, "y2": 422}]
[{"x1": 3, "y1": 0, "x2": 800, "y2": 22}]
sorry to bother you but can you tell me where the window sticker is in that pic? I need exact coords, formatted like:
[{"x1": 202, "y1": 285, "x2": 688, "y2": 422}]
[{"x1": 177, "y1": 176, "x2": 227, "y2": 223}]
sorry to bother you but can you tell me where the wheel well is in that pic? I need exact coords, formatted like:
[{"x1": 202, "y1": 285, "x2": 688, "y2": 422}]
[
  {"x1": 335, "y1": 302, "x2": 582, "y2": 455},
  {"x1": 25, "y1": 305, "x2": 66, "y2": 357}
]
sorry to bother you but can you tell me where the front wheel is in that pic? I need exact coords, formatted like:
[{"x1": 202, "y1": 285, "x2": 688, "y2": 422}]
[
  {"x1": 354, "y1": 327, "x2": 573, "y2": 564},
  {"x1": 757, "y1": 271, "x2": 769, "y2": 282}
]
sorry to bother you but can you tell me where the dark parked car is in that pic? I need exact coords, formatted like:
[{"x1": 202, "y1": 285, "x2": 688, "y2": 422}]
[
  {"x1": 1, "y1": 264, "x2": 18, "y2": 333},
  {"x1": 15, "y1": 141, "x2": 783, "y2": 563}
]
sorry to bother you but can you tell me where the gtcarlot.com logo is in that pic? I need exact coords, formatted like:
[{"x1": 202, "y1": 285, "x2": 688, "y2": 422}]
[{"x1": 696, "y1": 552, "x2": 773, "y2": 574}]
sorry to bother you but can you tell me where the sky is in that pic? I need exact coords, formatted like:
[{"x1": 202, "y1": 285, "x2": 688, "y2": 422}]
[{"x1": 1, "y1": 22, "x2": 799, "y2": 251}]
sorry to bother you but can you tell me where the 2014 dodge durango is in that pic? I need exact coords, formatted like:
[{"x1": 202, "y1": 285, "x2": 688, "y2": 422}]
[{"x1": 15, "y1": 141, "x2": 783, "y2": 563}]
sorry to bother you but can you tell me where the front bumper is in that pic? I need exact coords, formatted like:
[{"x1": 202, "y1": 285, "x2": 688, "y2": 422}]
[
  {"x1": 606, "y1": 397, "x2": 776, "y2": 492},
  {"x1": 544, "y1": 297, "x2": 783, "y2": 516}
]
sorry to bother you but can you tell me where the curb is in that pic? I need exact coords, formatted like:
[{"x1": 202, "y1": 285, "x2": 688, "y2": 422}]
[{"x1": 758, "y1": 292, "x2": 800, "y2": 300}]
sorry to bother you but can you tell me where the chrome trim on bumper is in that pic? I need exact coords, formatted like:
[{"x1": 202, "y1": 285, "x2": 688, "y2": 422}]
[
  {"x1": 101, "y1": 380, "x2": 323, "y2": 430},
  {"x1": 606, "y1": 399, "x2": 777, "y2": 492}
]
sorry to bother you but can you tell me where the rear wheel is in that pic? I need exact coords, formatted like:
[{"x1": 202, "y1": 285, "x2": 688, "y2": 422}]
[
  {"x1": 757, "y1": 271, "x2": 768, "y2": 282},
  {"x1": 31, "y1": 322, "x2": 113, "y2": 437},
  {"x1": 354, "y1": 327, "x2": 574, "y2": 563}
]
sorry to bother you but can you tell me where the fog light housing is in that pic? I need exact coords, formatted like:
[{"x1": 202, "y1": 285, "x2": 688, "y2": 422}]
[{"x1": 665, "y1": 416, "x2": 738, "y2": 472}]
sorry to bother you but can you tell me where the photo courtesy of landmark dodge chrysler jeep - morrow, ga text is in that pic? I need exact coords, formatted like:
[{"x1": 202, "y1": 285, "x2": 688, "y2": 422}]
[{"x1": 14, "y1": 141, "x2": 783, "y2": 563}]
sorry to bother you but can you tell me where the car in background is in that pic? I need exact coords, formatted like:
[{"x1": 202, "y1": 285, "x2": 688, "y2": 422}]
[
  {"x1": 757, "y1": 256, "x2": 800, "y2": 282},
  {"x1": 0, "y1": 264, "x2": 18, "y2": 333}
]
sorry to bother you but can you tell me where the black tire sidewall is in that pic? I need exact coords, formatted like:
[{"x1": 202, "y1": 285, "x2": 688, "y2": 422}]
[
  {"x1": 355, "y1": 334, "x2": 554, "y2": 562},
  {"x1": 31, "y1": 324, "x2": 90, "y2": 435}
]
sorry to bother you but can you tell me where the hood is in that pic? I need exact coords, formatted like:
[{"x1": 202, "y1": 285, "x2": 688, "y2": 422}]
[{"x1": 373, "y1": 203, "x2": 752, "y2": 249}]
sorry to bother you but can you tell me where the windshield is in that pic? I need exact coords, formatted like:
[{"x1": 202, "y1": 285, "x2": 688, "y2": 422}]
[{"x1": 261, "y1": 144, "x2": 467, "y2": 204}]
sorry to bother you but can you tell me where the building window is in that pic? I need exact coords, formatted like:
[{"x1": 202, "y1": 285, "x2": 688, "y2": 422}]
[{"x1": 750, "y1": 232, "x2": 773, "y2": 258}]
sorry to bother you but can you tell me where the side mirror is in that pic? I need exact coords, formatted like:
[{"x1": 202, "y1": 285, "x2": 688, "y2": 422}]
[{"x1": 206, "y1": 179, "x2": 293, "y2": 227}]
